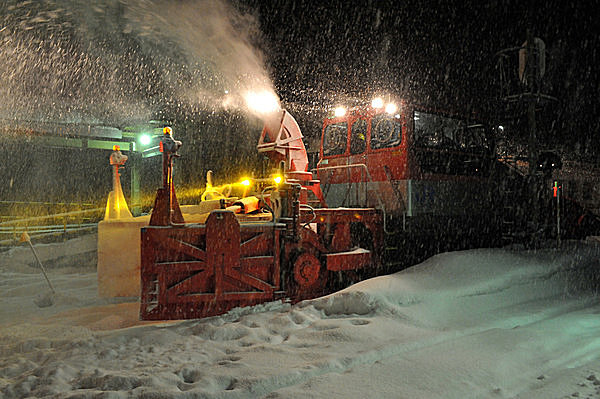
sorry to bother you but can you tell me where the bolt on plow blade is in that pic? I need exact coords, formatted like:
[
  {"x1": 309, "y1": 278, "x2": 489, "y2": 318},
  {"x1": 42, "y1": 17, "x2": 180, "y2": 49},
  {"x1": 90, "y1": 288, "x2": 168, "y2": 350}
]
[{"x1": 140, "y1": 210, "x2": 281, "y2": 320}]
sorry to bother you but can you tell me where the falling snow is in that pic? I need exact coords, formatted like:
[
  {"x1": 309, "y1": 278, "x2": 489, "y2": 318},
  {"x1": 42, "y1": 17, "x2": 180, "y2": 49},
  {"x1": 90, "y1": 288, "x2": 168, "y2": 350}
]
[{"x1": 1, "y1": 2, "x2": 600, "y2": 398}]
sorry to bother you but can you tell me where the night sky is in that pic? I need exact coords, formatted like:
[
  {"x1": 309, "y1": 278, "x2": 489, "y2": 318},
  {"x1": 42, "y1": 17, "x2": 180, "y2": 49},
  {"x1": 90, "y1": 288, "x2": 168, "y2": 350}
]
[
  {"x1": 1, "y1": 1, "x2": 599, "y2": 203},
  {"x1": 1, "y1": 0, "x2": 598, "y2": 153},
  {"x1": 244, "y1": 0, "x2": 599, "y2": 156}
]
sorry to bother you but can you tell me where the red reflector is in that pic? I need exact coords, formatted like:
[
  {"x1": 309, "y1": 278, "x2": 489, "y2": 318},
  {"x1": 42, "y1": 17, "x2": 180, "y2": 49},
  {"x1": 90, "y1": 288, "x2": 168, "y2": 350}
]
[{"x1": 159, "y1": 141, "x2": 164, "y2": 153}]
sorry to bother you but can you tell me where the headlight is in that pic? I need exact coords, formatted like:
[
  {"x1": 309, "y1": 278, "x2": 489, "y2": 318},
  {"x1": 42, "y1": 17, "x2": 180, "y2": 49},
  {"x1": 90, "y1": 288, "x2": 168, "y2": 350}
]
[
  {"x1": 334, "y1": 106, "x2": 347, "y2": 117},
  {"x1": 385, "y1": 103, "x2": 397, "y2": 114},
  {"x1": 372, "y1": 97, "x2": 384, "y2": 108}
]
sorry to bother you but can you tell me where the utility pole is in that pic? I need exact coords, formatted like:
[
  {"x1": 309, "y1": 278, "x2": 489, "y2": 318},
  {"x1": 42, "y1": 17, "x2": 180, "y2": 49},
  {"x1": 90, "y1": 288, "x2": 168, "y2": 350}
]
[
  {"x1": 496, "y1": 30, "x2": 558, "y2": 242},
  {"x1": 525, "y1": 30, "x2": 541, "y2": 231},
  {"x1": 526, "y1": 30, "x2": 538, "y2": 177}
]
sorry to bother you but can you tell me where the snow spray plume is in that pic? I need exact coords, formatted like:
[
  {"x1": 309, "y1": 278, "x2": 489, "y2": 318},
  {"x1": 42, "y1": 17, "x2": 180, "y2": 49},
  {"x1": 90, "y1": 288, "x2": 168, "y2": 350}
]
[
  {"x1": 0, "y1": 1, "x2": 154, "y2": 125},
  {"x1": 0, "y1": 0, "x2": 278, "y2": 126},
  {"x1": 119, "y1": 0, "x2": 280, "y2": 119}
]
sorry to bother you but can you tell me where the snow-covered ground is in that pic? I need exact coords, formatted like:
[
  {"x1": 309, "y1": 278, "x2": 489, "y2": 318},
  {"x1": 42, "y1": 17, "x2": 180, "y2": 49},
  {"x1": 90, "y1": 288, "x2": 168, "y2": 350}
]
[{"x1": 2, "y1": 234, "x2": 600, "y2": 398}]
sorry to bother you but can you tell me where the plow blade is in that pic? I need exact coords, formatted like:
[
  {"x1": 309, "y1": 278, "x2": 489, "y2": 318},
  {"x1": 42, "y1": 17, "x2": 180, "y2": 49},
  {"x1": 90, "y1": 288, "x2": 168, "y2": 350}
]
[{"x1": 140, "y1": 210, "x2": 281, "y2": 320}]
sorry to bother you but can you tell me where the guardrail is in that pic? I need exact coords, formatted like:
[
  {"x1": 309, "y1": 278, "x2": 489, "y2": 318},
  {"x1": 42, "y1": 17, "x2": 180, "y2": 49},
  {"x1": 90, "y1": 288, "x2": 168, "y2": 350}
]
[{"x1": 0, "y1": 207, "x2": 104, "y2": 246}]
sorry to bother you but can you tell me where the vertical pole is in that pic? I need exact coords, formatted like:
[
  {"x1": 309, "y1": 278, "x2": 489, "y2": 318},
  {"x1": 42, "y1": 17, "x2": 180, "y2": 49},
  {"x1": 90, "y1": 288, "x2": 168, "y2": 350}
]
[
  {"x1": 130, "y1": 153, "x2": 141, "y2": 216},
  {"x1": 526, "y1": 30, "x2": 540, "y2": 232},
  {"x1": 162, "y1": 149, "x2": 169, "y2": 188},
  {"x1": 168, "y1": 154, "x2": 173, "y2": 225},
  {"x1": 364, "y1": 167, "x2": 367, "y2": 207},
  {"x1": 527, "y1": 30, "x2": 537, "y2": 176},
  {"x1": 163, "y1": 150, "x2": 171, "y2": 225},
  {"x1": 25, "y1": 238, "x2": 56, "y2": 294},
  {"x1": 556, "y1": 182, "x2": 561, "y2": 247}
]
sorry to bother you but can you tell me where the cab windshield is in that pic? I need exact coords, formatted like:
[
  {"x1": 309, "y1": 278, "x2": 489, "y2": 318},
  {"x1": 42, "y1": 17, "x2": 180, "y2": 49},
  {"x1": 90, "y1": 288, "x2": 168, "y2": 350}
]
[{"x1": 323, "y1": 122, "x2": 348, "y2": 156}]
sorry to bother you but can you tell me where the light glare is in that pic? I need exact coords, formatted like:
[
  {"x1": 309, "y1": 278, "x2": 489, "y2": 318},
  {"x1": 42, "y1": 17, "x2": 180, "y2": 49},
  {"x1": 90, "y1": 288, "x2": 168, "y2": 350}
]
[
  {"x1": 139, "y1": 134, "x2": 152, "y2": 146},
  {"x1": 334, "y1": 106, "x2": 347, "y2": 117},
  {"x1": 245, "y1": 91, "x2": 279, "y2": 114},
  {"x1": 372, "y1": 97, "x2": 384, "y2": 108},
  {"x1": 385, "y1": 103, "x2": 398, "y2": 114}
]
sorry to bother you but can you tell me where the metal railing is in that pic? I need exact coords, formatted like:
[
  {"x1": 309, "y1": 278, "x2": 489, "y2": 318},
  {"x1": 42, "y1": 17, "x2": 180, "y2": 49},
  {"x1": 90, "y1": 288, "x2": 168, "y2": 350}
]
[{"x1": 0, "y1": 207, "x2": 104, "y2": 246}]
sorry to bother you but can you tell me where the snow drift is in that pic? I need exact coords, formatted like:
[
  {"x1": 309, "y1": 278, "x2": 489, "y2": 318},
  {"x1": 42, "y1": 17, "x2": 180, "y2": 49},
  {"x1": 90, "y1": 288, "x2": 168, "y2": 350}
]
[{"x1": 1, "y1": 235, "x2": 600, "y2": 398}]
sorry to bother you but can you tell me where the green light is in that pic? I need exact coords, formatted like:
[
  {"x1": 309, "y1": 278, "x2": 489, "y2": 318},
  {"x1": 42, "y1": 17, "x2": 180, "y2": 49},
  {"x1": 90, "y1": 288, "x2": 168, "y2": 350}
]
[{"x1": 139, "y1": 134, "x2": 152, "y2": 146}]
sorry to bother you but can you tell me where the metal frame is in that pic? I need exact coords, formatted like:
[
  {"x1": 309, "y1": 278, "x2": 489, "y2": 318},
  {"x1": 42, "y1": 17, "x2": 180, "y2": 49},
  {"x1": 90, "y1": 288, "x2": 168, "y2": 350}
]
[{"x1": 140, "y1": 211, "x2": 282, "y2": 320}]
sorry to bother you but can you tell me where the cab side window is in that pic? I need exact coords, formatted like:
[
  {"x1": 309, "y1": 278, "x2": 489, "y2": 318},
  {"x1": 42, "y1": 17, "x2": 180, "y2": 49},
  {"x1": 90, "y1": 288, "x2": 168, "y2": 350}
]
[
  {"x1": 370, "y1": 114, "x2": 402, "y2": 150},
  {"x1": 413, "y1": 110, "x2": 464, "y2": 149}
]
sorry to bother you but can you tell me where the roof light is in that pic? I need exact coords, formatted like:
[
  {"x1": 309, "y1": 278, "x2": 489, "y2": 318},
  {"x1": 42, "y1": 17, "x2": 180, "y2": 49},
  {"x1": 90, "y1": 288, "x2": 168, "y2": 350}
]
[
  {"x1": 334, "y1": 106, "x2": 347, "y2": 117},
  {"x1": 385, "y1": 103, "x2": 397, "y2": 114},
  {"x1": 372, "y1": 97, "x2": 384, "y2": 108}
]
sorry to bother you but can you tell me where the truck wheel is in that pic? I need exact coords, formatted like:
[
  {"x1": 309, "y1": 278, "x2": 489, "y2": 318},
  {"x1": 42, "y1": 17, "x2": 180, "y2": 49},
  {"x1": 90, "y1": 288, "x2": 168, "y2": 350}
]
[{"x1": 291, "y1": 251, "x2": 327, "y2": 300}]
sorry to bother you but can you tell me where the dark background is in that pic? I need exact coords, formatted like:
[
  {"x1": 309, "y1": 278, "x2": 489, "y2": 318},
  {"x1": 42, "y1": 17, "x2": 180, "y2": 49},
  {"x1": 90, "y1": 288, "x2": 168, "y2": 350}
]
[
  {"x1": 0, "y1": 1, "x2": 598, "y2": 205},
  {"x1": 245, "y1": 0, "x2": 599, "y2": 155}
]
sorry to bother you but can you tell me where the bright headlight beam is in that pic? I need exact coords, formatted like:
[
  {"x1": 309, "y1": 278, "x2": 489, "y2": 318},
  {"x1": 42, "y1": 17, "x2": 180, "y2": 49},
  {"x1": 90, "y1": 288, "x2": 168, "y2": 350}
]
[
  {"x1": 334, "y1": 106, "x2": 347, "y2": 117},
  {"x1": 245, "y1": 91, "x2": 279, "y2": 114},
  {"x1": 372, "y1": 97, "x2": 384, "y2": 108},
  {"x1": 385, "y1": 103, "x2": 398, "y2": 114}
]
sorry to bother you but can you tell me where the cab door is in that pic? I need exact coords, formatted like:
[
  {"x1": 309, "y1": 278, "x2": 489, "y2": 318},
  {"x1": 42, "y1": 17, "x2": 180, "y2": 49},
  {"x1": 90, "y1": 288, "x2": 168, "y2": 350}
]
[
  {"x1": 364, "y1": 112, "x2": 407, "y2": 211},
  {"x1": 347, "y1": 117, "x2": 368, "y2": 206}
]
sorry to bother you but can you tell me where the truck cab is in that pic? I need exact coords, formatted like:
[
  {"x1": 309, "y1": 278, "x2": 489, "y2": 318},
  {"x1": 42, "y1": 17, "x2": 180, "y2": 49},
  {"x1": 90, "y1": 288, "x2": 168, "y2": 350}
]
[{"x1": 316, "y1": 98, "x2": 497, "y2": 237}]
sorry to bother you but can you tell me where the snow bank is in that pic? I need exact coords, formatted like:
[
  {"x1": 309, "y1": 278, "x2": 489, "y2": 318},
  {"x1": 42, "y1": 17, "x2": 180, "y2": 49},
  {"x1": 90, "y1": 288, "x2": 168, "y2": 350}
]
[
  {"x1": 1, "y1": 235, "x2": 600, "y2": 398},
  {"x1": 309, "y1": 243, "x2": 600, "y2": 326}
]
